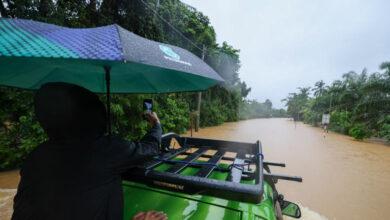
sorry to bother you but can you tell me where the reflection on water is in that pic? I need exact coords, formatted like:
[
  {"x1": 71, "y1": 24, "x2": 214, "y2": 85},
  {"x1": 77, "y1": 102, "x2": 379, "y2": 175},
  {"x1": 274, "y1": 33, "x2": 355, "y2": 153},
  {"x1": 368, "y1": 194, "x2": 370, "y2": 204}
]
[{"x1": 1, "y1": 118, "x2": 389, "y2": 220}]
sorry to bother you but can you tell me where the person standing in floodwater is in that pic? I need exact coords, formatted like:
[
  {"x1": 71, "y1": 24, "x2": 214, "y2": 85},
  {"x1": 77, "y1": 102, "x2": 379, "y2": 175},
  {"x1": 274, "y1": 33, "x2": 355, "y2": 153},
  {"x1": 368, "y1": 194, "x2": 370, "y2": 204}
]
[{"x1": 12, "y1": 83, "x2": 167, "y2": 220}]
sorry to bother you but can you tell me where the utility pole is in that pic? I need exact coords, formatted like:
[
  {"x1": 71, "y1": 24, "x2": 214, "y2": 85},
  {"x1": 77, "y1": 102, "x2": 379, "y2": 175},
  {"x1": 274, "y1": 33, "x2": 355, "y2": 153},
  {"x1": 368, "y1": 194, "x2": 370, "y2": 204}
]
[
  {"x1": 329, "y1": 93, "x2": 333, "y2": 113},
  {"x1": 195, "y1": 44, "x2": 206, "y2": 132}
]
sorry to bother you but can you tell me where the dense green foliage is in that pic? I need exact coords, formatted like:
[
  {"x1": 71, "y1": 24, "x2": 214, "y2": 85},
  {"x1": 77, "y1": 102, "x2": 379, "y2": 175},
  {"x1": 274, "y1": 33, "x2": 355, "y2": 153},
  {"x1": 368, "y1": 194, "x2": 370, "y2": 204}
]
[
  {"x1": 0, "y1": 0, "x2": 279, "y2": 170},
  {"x1": 0, "y1": 88, "x2": 47, "y2": 169},
  {"x1": 283, "y1": 63, "x2": 390, "y2": 141},
  {"x1": 240, "y1": 99, "x2": 287, "y2": 120}
]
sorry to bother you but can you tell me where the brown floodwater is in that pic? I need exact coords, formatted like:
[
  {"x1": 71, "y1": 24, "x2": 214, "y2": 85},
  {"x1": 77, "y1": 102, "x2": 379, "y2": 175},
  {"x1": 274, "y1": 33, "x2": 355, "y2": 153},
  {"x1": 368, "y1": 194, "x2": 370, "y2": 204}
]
[
  {"x1": 0, "y1": 170, "x2": 19, "y2": 219},
  {"x1": 1, "y1": 118, "x2": 389, "y2": 220},
  {"x1": 185, "y1": 118, "x2": 390, "y2": 220}
]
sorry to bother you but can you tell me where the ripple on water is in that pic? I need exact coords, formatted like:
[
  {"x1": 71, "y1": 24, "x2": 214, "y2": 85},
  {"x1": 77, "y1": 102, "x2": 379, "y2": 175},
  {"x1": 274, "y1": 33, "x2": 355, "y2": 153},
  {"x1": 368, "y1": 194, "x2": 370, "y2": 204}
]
[{"x1": 0, "y1": 188, "x2": 16, "y2": 220}]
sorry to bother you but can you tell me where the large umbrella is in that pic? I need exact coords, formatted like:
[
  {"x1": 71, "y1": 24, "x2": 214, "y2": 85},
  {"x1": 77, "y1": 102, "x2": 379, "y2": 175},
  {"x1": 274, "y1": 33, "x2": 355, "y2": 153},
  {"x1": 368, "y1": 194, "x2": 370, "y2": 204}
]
[{"x1": 0, "y1": 18, "x2": 223, "y2": 133}]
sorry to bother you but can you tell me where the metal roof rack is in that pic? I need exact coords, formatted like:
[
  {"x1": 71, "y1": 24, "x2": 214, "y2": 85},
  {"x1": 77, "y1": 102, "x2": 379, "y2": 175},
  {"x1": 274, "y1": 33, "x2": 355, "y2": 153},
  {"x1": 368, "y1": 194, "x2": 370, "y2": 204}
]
[{"x1": 123, "y1": 133, "x2": 302, "y2": 204}]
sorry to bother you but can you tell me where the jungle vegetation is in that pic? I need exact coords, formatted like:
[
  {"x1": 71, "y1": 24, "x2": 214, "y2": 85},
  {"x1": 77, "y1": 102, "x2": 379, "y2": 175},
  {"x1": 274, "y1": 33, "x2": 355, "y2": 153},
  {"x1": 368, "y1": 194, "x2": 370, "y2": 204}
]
[
  {"x1": 0, "y1": 0, "x2": 284, "y2": 170},
  {"x1": 240, "y1": 99, "x2": 287, "y2": 119},
  {"x1": 283, "y1": 62, "x2": 390, "y2": 141}
]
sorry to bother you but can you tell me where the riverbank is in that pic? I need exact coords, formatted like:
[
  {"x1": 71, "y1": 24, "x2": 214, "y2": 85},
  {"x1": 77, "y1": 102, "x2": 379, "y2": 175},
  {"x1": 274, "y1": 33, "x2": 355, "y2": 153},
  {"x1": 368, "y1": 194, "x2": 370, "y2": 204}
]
[{"x1": 303, "y1": 120, "x2": 390, "y2": 145}]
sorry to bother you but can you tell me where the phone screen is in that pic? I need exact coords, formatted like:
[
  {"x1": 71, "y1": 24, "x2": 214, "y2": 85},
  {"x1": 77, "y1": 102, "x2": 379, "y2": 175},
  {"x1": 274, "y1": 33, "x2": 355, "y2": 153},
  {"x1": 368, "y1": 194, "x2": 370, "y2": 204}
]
[{"x1": 143, "y1": 99, "x2": 153, "y2": 114}]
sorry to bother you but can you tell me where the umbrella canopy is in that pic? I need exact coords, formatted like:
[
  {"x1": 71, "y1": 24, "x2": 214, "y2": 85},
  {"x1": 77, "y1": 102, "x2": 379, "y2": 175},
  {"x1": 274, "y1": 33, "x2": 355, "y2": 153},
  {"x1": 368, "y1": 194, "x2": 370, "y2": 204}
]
[{"x1": 0, "y1": 18, "x2": 223, "y2": 93}]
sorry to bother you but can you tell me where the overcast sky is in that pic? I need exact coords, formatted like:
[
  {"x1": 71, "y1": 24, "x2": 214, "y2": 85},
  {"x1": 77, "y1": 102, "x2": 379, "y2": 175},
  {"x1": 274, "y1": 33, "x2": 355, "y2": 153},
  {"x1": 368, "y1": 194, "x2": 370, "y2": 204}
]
[{"x1": 182, "y1": 0, "x2": 390, "y2": 108}]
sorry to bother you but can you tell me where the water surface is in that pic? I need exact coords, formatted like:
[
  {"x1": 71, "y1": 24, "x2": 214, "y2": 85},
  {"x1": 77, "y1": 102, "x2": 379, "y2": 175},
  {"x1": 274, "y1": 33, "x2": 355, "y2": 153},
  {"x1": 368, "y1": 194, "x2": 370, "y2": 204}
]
[{"x1": 186, "y1": 118, "x2": 390, "y2": 220}]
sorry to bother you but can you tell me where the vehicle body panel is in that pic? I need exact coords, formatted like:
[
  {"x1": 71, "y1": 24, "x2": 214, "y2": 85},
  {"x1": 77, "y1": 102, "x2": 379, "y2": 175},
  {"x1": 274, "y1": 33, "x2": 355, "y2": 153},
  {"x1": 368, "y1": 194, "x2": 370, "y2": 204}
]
[{"x1": 123, "y1": 164, "x2": 277, "y2": 220}]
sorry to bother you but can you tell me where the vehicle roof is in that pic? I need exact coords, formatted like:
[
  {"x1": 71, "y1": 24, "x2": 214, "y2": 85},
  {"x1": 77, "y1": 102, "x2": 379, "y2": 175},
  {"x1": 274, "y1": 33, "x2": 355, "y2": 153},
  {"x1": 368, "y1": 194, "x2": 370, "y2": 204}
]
[{"x1": 122, "y1": 168, "x2": 276, "y2": 220}]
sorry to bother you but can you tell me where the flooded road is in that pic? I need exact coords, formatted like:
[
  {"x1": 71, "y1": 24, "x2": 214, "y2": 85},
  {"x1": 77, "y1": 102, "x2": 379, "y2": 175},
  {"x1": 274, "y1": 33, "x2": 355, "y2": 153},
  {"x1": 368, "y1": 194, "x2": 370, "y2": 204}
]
[
  {"x1": 187, "y1": 118, "x2": 390, "y2": 220},
  {"x1": 1, "y1": 118, "x2": 389, "y2": 219},
  {"x1": 0, "y1": 170, "x2": 19, "y2": 219}
]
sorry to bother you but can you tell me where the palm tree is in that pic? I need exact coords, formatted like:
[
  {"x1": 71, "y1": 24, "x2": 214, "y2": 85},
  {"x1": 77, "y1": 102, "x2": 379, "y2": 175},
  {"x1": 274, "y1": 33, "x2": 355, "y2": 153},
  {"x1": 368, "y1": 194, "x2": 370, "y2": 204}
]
[
  {"x1": 282, "y1": 87, "x2": 311, "y2": 121},
  {"x1": 312, "y1": 80, "x2": 326, "y2": 98},
  {"x1": 283, "y1": 62, "x2": 390, "y2": 140},
  {"x1": 358, "y1": 64, "x2": 390, "y2": 128},
  {"x1": 298, "y1": 87, "x2": 311, "y2": 99}
]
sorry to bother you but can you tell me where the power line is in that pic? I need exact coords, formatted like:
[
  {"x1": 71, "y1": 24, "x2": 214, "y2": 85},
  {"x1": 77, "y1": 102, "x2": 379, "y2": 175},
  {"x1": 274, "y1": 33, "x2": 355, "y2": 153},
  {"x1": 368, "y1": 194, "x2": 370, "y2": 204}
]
[{"x1": 139, "y1": 0, "x2": 203, "y2": 52}]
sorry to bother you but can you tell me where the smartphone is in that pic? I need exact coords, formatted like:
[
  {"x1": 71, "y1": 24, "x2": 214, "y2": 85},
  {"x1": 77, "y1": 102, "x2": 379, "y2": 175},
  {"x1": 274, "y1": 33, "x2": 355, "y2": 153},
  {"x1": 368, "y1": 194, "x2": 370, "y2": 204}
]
[{"x1": 143, "y1": 99, "x2": 153, "y2": 115}]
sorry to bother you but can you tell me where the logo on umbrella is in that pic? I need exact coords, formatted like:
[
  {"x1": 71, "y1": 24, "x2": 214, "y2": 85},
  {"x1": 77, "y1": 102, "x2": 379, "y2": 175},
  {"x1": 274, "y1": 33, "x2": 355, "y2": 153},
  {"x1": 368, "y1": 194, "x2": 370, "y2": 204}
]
[{"x1": 159, "y1": 45, "x2": 180, "y2": 60}]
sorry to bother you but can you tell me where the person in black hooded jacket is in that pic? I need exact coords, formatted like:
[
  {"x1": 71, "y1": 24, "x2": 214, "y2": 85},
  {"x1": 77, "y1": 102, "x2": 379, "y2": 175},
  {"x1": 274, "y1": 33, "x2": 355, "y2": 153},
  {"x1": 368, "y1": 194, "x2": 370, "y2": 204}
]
[{"x1": 12, "y1": 82, "x2": 166, "y2": 220}]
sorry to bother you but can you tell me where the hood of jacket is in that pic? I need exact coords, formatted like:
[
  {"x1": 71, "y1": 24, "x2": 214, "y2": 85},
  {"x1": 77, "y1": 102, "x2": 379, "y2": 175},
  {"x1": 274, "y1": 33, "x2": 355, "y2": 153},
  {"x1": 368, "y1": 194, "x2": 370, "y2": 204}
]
[{"x1": 34, "y1": 82, "x2": 107, "y2": 140}]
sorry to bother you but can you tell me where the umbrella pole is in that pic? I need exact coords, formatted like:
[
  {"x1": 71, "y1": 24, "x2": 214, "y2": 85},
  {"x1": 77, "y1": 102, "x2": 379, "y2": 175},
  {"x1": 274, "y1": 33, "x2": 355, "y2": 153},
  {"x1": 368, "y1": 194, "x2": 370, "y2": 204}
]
[{"x1": 104, "y1": 66, "x2": 112, "y2": 135}]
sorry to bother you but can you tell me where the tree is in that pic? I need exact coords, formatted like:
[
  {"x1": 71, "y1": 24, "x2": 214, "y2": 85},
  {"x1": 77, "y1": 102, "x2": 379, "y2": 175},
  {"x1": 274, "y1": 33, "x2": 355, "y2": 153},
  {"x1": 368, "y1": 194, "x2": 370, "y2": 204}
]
[
  {"x1": 282, "y1": 87, "x2": 311, "y2": 121},
  {"x1": 285, "y1": 64, "x2": 390, "y2": 141},
  {"x1": 312, "y1": 80, "x2": 326, "y2": 98},
  {"x1": 264, "y1": 99, "x2": 272, "y2": 110},
  {"x1": 239, "y1": 81, "x2": 251, "y2": 99}
]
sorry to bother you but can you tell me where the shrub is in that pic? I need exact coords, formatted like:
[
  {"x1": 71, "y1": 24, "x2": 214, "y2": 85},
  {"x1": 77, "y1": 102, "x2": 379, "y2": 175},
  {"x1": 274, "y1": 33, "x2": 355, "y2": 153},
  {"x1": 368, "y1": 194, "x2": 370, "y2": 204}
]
[
  {"x1": 378, "y1": 115, "x2": 390, "y2": 141},
  {"x1": 349, "y1": 123, "x2": 372, "y2": 140}
]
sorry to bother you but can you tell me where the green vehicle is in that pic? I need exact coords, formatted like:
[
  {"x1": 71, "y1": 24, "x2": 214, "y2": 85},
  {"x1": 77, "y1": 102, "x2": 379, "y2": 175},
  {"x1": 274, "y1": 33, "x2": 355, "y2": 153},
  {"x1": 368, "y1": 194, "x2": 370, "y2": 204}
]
[{"x1": 122, "y1": 133, "x2": 303, "y2": 220}]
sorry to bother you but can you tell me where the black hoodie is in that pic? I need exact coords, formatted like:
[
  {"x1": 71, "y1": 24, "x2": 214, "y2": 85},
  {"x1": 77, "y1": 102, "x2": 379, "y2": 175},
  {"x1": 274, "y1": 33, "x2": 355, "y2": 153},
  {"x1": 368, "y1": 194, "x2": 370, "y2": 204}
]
[{"x1": 12, "y1": 82, "x2": 161, "y2": 220}]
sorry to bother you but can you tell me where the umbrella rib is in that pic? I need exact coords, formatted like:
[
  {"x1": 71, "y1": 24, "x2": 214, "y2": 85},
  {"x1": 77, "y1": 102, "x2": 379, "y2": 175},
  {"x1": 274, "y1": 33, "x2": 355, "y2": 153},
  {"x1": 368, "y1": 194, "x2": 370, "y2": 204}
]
[{"x1": 113, "y1": 24, "x2": 125, "y2": 61}]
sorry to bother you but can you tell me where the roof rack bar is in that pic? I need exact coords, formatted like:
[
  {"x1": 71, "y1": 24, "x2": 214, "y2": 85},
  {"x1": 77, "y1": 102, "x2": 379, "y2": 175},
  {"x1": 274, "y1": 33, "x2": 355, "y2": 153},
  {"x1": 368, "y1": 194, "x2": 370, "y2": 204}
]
[
  {"x1": 264, "y1": 173, "x2": 302, "y2": 182},
  {"x1": 166, "y1": 147, "x2": 209, "y2": 174},
  {"x1": 227, "y1": 153, "x2": 245, "y2": 183},
  {"x1": 263, "y1": 161, "x2": 286, "y2": 167},
  {"x1": 184, "y1": 137, "x2": 256, "y2": 153},
  {"x1": 255, "y1": 141, "x2": 263, "y2": 184},
  {"x1": 145, "y1": 147, "x2": 190, "y2": 169},
  {"x1": 194, "y1": 150, "x2": 225, "y2": 178},
  {"x1": 156, "y1": 162, "x2": 230, "y2": 172},
  {"x1": 181, "y1": 151, "x2": 244, "y2": 162}
]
